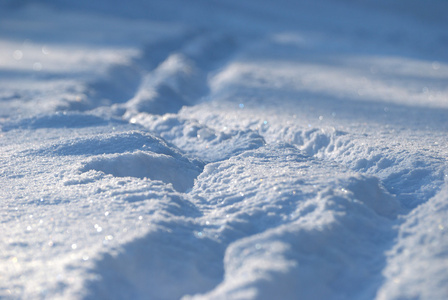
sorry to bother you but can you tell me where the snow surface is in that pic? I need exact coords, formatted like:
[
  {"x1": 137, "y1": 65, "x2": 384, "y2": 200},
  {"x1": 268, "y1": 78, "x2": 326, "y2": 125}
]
[{"x1": 1, "y1": 0, "x2": 448, "y2": 299}]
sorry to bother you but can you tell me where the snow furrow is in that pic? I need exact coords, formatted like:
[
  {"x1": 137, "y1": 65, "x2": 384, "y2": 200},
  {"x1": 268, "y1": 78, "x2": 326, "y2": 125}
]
[{"x1": 122, "y1": 32, "x2": 239, "y2": 117}]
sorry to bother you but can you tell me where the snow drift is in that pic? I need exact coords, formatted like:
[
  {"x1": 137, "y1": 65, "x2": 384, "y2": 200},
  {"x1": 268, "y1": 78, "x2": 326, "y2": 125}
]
[{"x1": 1, "y1": 0, "x2": 447, "y2": 299}]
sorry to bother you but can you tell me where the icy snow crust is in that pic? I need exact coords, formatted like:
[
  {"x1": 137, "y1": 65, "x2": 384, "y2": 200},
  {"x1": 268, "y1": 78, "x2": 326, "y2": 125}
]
[{"x1": 1, "y1": 0, "x2": 448, "y2": 299}]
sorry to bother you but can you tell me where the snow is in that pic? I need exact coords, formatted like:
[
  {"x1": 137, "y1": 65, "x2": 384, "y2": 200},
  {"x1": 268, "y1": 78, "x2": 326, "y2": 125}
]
[{"x1": 1, "y1": 0, "x2": 448, "y2": 299}]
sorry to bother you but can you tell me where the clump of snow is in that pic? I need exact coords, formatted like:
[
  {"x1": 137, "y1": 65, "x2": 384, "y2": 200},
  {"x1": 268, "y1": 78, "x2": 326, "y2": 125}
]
[{"x1": 81, "y1": 151, "x2": 202, "y2": 192}]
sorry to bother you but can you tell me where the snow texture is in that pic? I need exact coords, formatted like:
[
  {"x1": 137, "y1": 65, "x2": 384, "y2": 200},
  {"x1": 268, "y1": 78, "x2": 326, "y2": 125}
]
[{"x1": 1, "y1": 0, "x2": 448, "y2": 299}]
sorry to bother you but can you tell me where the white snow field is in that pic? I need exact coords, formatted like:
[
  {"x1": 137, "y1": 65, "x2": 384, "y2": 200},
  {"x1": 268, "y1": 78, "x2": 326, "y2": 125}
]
[{"x1": 1, "y1": 0, "x2": 448, "y2": 299}]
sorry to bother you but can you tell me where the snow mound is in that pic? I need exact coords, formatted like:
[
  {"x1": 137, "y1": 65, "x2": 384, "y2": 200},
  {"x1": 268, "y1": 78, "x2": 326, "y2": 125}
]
[
  {"x1": 81, "y1": 151, "x2": 202, "y2": 193},
  {"x1": 29, "y1": 130, "x2": 186, "y2": 157},
  {"x1": 377, "y1": 185, "x2": 448, "y2": 300}
]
